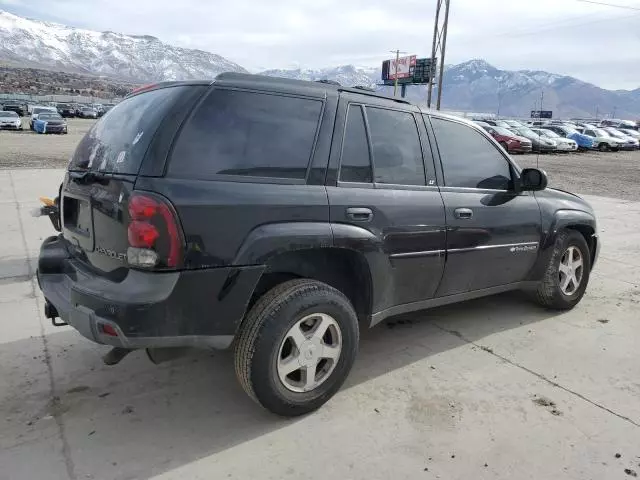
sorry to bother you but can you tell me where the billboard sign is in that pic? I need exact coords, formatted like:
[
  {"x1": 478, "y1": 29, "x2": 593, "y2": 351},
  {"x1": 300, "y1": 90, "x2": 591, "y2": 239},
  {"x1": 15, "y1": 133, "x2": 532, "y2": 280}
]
[
  {"x1": 531, "y1": 110, "x2": 553, "y2": 119},
  {"x1": 387, "y1": 55, "x2": 416, "y2": 80}
]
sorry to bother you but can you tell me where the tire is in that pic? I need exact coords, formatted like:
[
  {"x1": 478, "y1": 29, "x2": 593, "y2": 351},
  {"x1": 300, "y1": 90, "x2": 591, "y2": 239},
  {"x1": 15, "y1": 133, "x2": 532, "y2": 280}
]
[
  {"x1": 235, "y1": 279, "x2": 359, "y2": 417},
  {"x1": 533, "y1": 229, "x2": 591, "y2": 310},
  {"x1": 598, "y1": 143, "x2": 609, "y2": 152}
]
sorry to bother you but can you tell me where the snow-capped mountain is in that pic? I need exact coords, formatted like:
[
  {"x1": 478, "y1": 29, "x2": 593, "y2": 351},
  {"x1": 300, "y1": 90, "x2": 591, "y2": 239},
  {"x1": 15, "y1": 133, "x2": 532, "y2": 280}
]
[
  {"x1": 0, "y1": 10, "x2": 246, "y2": 82},
  {"x1": 264, "y1": 59, "x2": 640, "y2": 118},
  {"x1": 260, "y1": 65, "x2": 379, "y2": 89}
]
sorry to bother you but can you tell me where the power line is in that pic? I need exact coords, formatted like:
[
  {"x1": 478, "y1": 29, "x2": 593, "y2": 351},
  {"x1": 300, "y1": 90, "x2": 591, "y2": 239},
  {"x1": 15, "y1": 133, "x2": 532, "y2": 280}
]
[{"x1": 575, "y1": 0, "x2": 640, "y2": 11}]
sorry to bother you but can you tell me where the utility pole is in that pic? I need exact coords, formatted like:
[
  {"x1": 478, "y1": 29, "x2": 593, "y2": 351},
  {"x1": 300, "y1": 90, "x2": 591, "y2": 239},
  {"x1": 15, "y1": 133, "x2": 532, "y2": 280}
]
[
  {"x1": 612, "y1": 106, "x2": 617, "y2": 119},
  {"x1": 427, "y1": 0, "x2": 451, "y2": 110},
  {"x1": 390, "y1": 49, "x2": 407, "y2": 97}
]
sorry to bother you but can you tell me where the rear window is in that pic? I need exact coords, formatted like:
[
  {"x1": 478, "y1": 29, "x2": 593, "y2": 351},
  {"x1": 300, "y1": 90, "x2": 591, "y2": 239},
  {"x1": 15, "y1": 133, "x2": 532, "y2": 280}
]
[
  {"x1": 169, "y1": 89, "x2": 323, "y2": 180},
  {"x1": 69, "y1": 86, "x2": 189, "y2": 174}
]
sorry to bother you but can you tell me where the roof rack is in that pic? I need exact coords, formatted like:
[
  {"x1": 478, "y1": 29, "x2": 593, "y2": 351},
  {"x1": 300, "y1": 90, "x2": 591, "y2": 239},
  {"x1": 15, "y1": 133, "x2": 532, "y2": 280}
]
[{"x1": 352, "y1": 85, "x2": 375, "y2": 92}]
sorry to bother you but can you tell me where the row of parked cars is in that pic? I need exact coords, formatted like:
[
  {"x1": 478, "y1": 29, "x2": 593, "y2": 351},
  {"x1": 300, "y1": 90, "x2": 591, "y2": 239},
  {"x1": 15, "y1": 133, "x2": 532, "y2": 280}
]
[
  {"x1": 0, "y1": 100, "x2": 115, "y2": 118},
  {"x1": 0, "y1": 100, "x2": 117, "y2": 134},
  {"x1": 473, "y1": 118, "x2": 640, "y2": 153}
]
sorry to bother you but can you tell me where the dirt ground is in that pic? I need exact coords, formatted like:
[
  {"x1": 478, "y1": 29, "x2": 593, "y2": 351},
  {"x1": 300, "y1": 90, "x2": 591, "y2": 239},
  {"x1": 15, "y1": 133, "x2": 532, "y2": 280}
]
[
  {"x1": 518, "y1": 150, "x2": 640, "y2": 201},
  {"x1": 0, "y1": 118, "x2": 96, "y2": 169},
  {"x1": 1, "y1": 122, "x2": 638, "y2": 199}
]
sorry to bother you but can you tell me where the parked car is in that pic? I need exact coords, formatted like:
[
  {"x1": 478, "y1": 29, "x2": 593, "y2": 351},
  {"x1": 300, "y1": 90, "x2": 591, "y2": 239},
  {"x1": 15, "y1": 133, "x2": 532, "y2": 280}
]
[
  {"x1": 601, "y1": 127, "x2": 639, "y2": 150},
  {"x1": 30, "y1": 106, "x2": 58, "y2": 130},
  {"x1": 541, "y1": 125, "x2": 595, "y2": 151},
  {"x1": 91, "y1": 104, "x2": 106, "y2": 117},
  {"x1": 0, "y1": 110, "x2": 22, "y2": 130},
  {"x1": 580, "y1": 127, "x2": 625, "y2": 151},
  {"x1": 2, "y1": 102, "x2": 26, "y2": 116},
  {"x1": 33, "y1": 113, "x2": 68, "y2": 134},
  {"x1": 37, "y1": 74, "x2": 600, "y2": 416},
  {"x1": 618, "y1": 128, "x2": 640, "y2": 140},
  {"x1": 481, "y1": 125, "x2": 533, "y2": 153},
  {"x1": 509, "y1": 126, "x2": 565, "y2": 153},
  {"x1": 78, "y1": 107, "x2": 98, "y2": 119},
  {"x1": 56, "y1": 103, "x2": 76, "y2": 118},
  {"x1": 531, "y1": 128, "x2": 581, "y2": 152}
]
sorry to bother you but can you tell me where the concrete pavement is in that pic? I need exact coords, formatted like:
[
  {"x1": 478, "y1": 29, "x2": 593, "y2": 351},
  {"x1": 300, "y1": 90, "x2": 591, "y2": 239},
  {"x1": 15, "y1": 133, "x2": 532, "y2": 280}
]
[{"x1": 1, "y1": 169, "x2": 639, "y2": 480}]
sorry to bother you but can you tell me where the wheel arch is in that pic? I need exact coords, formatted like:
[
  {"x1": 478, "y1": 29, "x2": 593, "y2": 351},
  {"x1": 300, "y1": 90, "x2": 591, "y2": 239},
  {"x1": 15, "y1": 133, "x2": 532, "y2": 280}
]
[
  {"x1": 530, "y1": 209, "x2": 597, "y2": 280},
  {"x1": 246, "y1": 247, "x2": 374, "y2": 327}
]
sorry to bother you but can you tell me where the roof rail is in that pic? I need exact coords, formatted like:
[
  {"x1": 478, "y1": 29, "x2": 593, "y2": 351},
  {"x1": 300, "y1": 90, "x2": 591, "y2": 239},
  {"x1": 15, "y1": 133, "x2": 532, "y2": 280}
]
[
  {"x1": 316, "y1": 79, "x2": 341, "y2": 86},
  {"x1": 352, "y1": 85, "x2": 375, "y2": 92}
]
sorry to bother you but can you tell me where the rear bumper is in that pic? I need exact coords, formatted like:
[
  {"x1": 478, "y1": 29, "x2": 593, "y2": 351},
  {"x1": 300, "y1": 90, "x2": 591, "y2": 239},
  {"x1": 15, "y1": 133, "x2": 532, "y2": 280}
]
[{"x1": 37, "y1": 236, "x2": 264, "y2": 350}]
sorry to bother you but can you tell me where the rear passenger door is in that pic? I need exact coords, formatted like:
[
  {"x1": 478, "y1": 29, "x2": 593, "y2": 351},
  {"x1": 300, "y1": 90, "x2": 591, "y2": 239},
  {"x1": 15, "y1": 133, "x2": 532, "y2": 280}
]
[
  {"x1": 427, "y1": 116, "x2": 542, "y2": 296},
  {"x1": 327, "y1": 95, "x2": 446, "y2": 316}
]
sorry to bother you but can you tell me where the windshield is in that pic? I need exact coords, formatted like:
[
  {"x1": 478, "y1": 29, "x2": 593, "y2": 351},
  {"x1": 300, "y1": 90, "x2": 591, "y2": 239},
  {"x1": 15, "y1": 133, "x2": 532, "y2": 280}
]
[
  {"x1": 33, "y1": 107, "x2": 54, "y2": 114},
  {"x1": 594, "y1": 128, "x2": 610, "y2": 137},
  {"x1": 69, "y1": 86, "x2": 190, "y2": 174},
  {"x1": 514, "y1": 127, "x2": 538, "y2": 137},
  {"x1": 39, "y1": 114, "x2": 63, "y2": 120},
  {"x1": 538, "y1": 129, "x2": 559, "y2": 138},
  {"x1": 606, "y1": 129, "x2": 625, "y2": 138},
  {"x1": 493, "y1": 126, "x2": 515, "y2": 136},
  {"x1": 0, "y1": 111, "x2": 18, "y2": 118}
]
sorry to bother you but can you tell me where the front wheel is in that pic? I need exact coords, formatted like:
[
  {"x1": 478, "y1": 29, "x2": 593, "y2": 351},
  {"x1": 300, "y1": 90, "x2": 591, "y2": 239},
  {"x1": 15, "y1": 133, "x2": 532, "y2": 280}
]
[
  {"x1": 598, "y1": 143, "x2": 609, "y2": 152},
  {"x1": 533, "y1": 229, "x2": 591, "y2": 310},
  {"x1": 235, "y1": 279, "x2": 359, "y2": 416}
]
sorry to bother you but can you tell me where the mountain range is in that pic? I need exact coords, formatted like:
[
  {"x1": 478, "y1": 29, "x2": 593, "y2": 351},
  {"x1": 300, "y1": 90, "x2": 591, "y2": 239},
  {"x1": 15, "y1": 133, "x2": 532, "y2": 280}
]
[{"x1": 1, "y1": 10, "x2": 639, "y2": 118}]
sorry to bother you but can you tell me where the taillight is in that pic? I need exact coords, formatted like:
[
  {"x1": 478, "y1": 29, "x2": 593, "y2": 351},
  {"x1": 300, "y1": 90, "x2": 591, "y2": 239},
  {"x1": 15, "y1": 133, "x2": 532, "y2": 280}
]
[{"x1": 126, "y1": 192, "x2": 183, "y2": 269}]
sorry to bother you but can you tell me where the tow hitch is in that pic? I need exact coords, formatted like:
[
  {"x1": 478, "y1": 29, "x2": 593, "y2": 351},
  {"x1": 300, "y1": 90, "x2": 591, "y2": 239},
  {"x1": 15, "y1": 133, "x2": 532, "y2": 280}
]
[{"x1": 44, "y1": 301, "x2": 68, "y2": 327}]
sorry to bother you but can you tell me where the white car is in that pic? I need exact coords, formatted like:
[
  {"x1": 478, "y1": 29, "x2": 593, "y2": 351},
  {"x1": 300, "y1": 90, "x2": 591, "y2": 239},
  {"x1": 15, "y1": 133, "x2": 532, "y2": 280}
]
[
  {"x1": 531, "y1": 128, "x2": 578, "y2": 152},
  {"x1": 619, "y1": 128, "x2": 640, "y2": 140},
  {"x1": 30, "y1": 105, "x2": 58, "y2": 130},
  {"x1": 602, "y1": 127, "x2": 639, "y2": 150},
  {"x1": 581, "y1": 127, "x2": 625, "y2": 151},
  {"x1": 0, "y1": 111, "x2": 22, "y2": 130}
]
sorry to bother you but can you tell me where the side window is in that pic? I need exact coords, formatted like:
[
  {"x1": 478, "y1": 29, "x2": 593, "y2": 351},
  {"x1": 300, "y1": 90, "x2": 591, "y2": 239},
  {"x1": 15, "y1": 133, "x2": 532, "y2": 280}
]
[
  {"x1": 430, "y1": 117, "x2": 513, "y2": 190},
  {"x1": 586, "y1": 130, "x2": 595, "y2": 136},
  {"x1": 339, "y1": 105, "x2": 372, "y2": 183},
  {"x1": 169, "y1": 89, "x2": 322, "y2": 180},
  {"x1": 366, "y1": 107, "x2": 426, "y2": 186}
]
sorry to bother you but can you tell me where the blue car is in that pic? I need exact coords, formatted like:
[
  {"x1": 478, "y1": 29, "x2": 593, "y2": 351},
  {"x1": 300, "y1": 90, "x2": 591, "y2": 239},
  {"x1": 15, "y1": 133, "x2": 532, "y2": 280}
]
[
  {"x1": 541, "y1": 125, "x2": 594, "y2": 150},
  {"x1": 33, "y1": 113, "x2": 68, "y2": 134}
]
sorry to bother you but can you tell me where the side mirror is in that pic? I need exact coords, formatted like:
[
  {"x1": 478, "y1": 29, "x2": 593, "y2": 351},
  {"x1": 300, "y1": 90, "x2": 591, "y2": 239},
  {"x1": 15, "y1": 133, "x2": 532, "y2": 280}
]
[{"x1": 520, "y1": 168, "x2": 548, "y2": 191}]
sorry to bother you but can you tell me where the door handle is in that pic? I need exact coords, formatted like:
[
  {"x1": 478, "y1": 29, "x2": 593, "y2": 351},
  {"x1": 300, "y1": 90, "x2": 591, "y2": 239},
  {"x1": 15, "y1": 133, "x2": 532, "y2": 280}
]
[
  {"x1": 454, "y1": 208, "x2": 473, "y2": 219},
  {"x1": 346, "y1": 207, "x2": 373, "y2": 222}
]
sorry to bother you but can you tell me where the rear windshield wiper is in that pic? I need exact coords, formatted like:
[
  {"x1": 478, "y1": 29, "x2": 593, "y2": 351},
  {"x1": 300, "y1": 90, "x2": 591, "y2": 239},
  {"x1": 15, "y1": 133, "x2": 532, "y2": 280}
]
[{"x1": 69, "y1": 170, "x2": 110, "y2": 185}]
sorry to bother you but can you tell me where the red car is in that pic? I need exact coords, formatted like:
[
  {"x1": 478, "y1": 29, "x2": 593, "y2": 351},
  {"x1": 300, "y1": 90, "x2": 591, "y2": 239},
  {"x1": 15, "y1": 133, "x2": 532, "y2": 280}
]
[{"x1": 481, "y1": 125, "x2": 533, "y2": 154}]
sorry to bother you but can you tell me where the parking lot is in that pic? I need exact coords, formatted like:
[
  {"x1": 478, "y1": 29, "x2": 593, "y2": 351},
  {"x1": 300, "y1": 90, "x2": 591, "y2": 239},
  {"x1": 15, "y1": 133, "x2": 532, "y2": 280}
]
[{"x1": 1, "y1": 133, "x2": 640, "y2": 479}]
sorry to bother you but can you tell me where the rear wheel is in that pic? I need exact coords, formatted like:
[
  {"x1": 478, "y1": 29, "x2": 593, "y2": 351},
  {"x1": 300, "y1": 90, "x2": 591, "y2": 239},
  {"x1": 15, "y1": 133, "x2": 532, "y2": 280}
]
[
  {"x1": 533, "y1": 229, "x2": 591, "y2": 310},
  {"x1": 234, "y1": 279, "x2": 359, "y2": 416}
]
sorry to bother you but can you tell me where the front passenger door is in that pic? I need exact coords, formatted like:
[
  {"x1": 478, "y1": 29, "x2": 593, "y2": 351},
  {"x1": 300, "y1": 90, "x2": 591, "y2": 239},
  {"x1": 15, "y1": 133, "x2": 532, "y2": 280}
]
[{"x1": 427, "y1": 116, "x2": 542, "y2": 296}]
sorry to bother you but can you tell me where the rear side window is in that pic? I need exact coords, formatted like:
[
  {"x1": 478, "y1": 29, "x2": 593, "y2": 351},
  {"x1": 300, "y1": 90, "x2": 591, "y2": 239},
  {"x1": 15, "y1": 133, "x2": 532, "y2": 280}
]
[
  {"x1": 69, "y1": 86, "x2": 189, "y2": 174},
  {"x1": 430, "y1": 117, "x2": 513, "y2": 190},
  {"x1": 366, "y1": 108, "x2": 425, "y2": 186},
  {"x1": 169, "y1": 89, "x2": 323, "y2": 180},
  {"x1": 339, "y1": 105, "x2": 372, "y2": 183}
]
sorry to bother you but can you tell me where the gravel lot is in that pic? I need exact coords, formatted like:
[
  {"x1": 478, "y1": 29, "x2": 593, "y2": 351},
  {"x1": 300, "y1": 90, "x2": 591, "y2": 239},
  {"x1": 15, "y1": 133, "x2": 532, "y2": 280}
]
[
  {"x1": 0, "y1": 118, "x2": 96, "y2": 169},
  {"x1": 1, "y1": 120, "x2": 638, "y2": 199}
]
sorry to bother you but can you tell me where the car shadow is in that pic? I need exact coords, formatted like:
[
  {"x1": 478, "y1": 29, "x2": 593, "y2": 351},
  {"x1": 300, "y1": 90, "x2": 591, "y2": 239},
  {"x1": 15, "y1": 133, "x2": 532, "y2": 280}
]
[{"x1": 3, "y1": 291, "x2": 560, "y2": 480}]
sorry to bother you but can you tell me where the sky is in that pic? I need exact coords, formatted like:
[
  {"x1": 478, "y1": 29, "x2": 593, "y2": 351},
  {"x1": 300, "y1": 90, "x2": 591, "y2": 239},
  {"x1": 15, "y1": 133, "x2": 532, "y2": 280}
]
[{"x1": 1, "y1": 0, "x2": 639, "y2": 89}]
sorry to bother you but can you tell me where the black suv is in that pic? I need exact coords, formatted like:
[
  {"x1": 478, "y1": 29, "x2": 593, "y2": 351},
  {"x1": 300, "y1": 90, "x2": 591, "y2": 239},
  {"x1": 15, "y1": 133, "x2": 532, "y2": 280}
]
[{"x1": 37, "y1": 73, "x2": 599, "y2": 416}]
